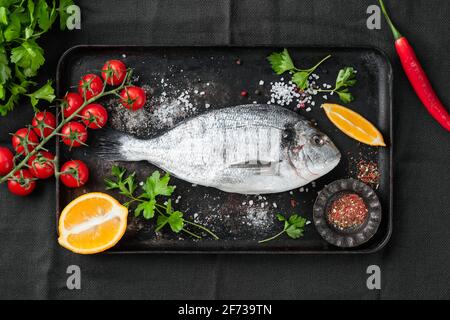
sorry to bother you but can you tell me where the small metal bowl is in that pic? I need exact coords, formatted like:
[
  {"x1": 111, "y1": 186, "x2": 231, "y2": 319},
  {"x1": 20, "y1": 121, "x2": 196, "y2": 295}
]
[{"x1": 313, "y1": 179, "x2": 382, "y2": 248}]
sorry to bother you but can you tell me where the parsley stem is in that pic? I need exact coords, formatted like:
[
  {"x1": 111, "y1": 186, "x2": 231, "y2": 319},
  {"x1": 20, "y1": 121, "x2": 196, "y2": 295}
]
[
  {"x1": 307, "y1": 54, "x2": 332, "y2": 71},
  {"x1": 316, "y1": 89, "x2": 335, "y2": 93},
  {"x1": 293, "y1": 54, "x2": 332, "y2": 72},
  {"x1": 181, "y1": 228, "x2": 201, "y2": 239},
  {"x1": 258, "y1": 230, "x2": 286, "y2": 243},
  {"x1": 184, "y1": 220, "x2": 219, "y2": 240}
]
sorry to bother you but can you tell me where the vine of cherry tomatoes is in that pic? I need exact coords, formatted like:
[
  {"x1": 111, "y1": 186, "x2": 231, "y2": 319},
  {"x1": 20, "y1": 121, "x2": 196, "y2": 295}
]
[{"x1": 0, "y1": 59, "x2": 147, "y2": 196}]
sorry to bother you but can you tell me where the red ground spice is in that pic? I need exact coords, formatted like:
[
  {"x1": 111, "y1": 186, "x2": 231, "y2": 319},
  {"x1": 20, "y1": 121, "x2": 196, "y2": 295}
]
[
  {"x1": 357, "y1": 160, "x2": 379, "y2": 185},
  {"x1": 327, "y1": 193, "x2": 368, "y2": 230}
]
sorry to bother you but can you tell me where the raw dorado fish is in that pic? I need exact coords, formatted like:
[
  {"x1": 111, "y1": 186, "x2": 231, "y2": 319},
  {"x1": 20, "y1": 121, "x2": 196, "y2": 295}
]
[{"x1": 97, "y1": 104, "x2": 341, "y2": 194}]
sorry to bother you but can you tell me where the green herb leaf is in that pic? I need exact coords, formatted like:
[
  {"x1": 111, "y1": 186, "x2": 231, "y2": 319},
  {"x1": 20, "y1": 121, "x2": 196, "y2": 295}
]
[
  {"x1": 337, "y1": 90, "x2": 354, "y2": 103},
  {"x1": 36, "y1": 0, "x2": 57, "y2": 32},
  {"x1": 267, "y1": 48, "x2": 295, "y2": 75},
  {"x1": 157, "y1": 210, "x2": 184, "y2": 233},
  {"x1": 111, "y1": 165, "x2": 125, "y2": 180},
  {"x1": 9, "y1": 82, "x2": 28, "y2": 95},
  {"x1": 0, "y1": 47, "x2": 11, "y2": 84},
  {"x1": 104, "y1": 178, "x2": 118, "y2": 190},
  {"x1": 143, "y1": 171, "x2": 175, "y2": 200},
  {"x1": 167, "y1": 211, "x2": 184, "y2": 233},
  {"x1": 138, "y1": 199, "x2": 156, "y2": 219},
  {"x1": 285, "y1": 225, "x2": 303, "y2": 239},
  {"x1": 292, "y1": 71, "x2": 309, "y2": 90},
  {"x1": 335, "y1": 67, "x2": 357, "y2": 90},
  {"x1": 166, "y1": 198, "x2": 173, "y2": 214},
  {"x1": 0, "y1": 93, "x2": 19, "y2": 116},
  {"x1": 0, "y1": 7, "x2": 8, "y2": 25},
  {"x1": 285, "y1": 214, "x2": 306, "y2": 239},
  {"x1": 26, "y1": 80, "x2": 55, "y2": 109},
  {"x1": 3, "y1": 13, "x2": 21, "y2": 41},
  {"x1": 58, "y1": 0, "x2": 74, "y2": 30},
  {"x1": 10, "y1": 40, "x2": 45, "y2": 77},
  {"x1": 27, "y1": 0, "x2": 35, "y2": 25}
]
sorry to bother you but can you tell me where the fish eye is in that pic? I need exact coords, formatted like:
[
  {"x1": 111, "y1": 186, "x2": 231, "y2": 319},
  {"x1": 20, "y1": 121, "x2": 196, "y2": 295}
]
[{"x1": 312, "y1": 135, "x2": 325, "y2": 146}]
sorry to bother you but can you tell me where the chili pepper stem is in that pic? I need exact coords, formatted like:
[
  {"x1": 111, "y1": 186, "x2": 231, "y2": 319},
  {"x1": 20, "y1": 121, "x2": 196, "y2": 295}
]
[{"x1": 378, "y1": 0, "x2": 402, "y2": 40}]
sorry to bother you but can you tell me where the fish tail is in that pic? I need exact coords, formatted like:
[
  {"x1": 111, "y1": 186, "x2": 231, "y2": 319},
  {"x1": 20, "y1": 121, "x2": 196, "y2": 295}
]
[{"x1": 92, "y1": 129, "x2": 139, "y2": 162}]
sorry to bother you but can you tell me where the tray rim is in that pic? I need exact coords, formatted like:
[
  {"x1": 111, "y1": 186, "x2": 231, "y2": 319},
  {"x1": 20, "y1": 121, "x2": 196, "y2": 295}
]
[{"x1": 55, "y1": 44, "x2": 393, "y2": 255}]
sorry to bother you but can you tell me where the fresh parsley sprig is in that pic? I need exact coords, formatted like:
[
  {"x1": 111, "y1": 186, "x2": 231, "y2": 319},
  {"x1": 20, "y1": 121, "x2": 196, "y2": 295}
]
[
  {"x1": 267, "y1": 49, "x2": 357, "y2": 103},
  {"x1": 317, "y1": 67, "x2": 357, "y2": 103},
  {"x1": 267, "y1": 48, "x2": 331, "y2": 90},
  {"x1": 258, "y1": 213, "x2": 307, "y2": 243},
  {"x1": 0, "y1": 0, "x2": 74, "y2": 116},
  {"x1": 105, "y1": 166, "x2": 219, "y2": 240}
]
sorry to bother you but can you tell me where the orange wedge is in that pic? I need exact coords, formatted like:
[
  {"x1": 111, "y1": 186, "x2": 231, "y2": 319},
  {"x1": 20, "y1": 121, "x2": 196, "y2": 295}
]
[
  {"x1": 58, "y1": 192, "x2": 128, "y2": 254},
  {"x1": 322, "y1": 103, "x2": 386, "y2": 146}
]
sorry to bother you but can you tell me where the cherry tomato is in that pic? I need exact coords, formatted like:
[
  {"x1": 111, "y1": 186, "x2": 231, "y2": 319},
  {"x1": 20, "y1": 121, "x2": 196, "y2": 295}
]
[
  {"x1": 63, "y1": 92, "x2": 84, "y2": 118},
  {"x1": 78, "y1": 74, "x2": 104, "y2": 100},
  {"x1": 101, "y1": 60, "x2": 127, "y2": 85},
  {"x1": 31, "y1": 111, "x2": 56, "y2": 138},
  {"x1": 0, "y1": 147, "x2": 14, "y2": 176},
  {"x1": 120, "y1": 86, "x2": 147, "y2": 111},
  {"x1": 11, "y1": 128, "x2": 39, "y2": 155},
  {"x1": 28, "y1": 151, "x2": 55, "y2": 179},
  {"x1": 81, "y1": 103, "x2": 108, "y2": 129},
  {"x1": 7, "y1": 169, "x2": 37, "y2": 196},
  {"x1": 60, "y1": 160, "x2": 89, "y2": 188},
  {"x1": 61, "y1": 122, "x2": 88, "y2": 148}
]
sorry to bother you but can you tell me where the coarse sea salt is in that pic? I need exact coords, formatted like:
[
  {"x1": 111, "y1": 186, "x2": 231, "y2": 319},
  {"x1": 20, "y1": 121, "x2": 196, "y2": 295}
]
[
  {"x1": 269, "y1": 81, "x2": 300, "y2": 106},
  {"x1": 243, "y1": 206, "x2": 272, "y2": 229}
]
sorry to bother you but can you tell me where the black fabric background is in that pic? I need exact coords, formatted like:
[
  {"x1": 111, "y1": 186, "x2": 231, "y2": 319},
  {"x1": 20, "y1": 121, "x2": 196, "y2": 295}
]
[{"x1": 0, "y1": 0, "x2": 449, "y2": 299}]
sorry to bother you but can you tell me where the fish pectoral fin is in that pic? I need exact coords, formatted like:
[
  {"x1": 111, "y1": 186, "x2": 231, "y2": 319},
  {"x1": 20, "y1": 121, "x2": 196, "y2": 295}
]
[{"x1": 227, "y1": 161, "x2": 280, "y2": 176}]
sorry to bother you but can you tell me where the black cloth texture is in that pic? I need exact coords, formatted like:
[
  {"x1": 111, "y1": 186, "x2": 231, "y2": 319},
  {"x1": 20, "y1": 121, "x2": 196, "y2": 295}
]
[{"x1": 0, "y1": 0, "x2": 449, "y2": 299}]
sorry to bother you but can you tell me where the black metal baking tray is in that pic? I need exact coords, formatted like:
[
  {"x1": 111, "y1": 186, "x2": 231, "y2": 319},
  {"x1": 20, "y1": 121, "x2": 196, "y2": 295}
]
[{"x1": 56, "y1": 45, "x2": 393, "y2": 254}]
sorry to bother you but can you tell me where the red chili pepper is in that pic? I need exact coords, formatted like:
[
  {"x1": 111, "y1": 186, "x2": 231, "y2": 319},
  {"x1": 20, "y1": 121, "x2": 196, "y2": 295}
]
[{"x1": 379, "y1": 0, "x2": 450, "y2": 132}]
